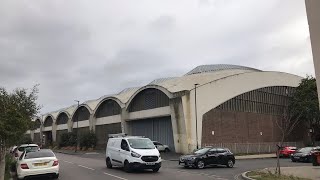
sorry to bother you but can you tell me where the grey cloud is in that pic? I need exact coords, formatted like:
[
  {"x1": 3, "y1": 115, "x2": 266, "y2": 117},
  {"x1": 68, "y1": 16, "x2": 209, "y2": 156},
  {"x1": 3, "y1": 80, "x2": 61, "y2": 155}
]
[{"x1": 0, "y1": 0, "x2": 314, "y2": 113}]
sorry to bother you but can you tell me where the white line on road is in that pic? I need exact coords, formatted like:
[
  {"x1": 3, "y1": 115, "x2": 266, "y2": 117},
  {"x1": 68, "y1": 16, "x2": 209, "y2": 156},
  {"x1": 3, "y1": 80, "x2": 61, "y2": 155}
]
[
  {"x1": 103, "y1": 172, "x2": 128, "y2": 180},
  {"x1": 63, "y1": 160, "x2": 74, "y2": 164},
  {"x1": 78, "y1": 165, "x2": 95, "y2": 171}
]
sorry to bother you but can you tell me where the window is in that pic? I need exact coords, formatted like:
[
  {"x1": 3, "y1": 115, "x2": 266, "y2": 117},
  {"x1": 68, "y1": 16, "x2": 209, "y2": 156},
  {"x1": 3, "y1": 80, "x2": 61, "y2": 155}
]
[
  {"x1": 121, "y1": 139, "x2": 129, "y2": 151},
  {"x1": 216, "y1": 148, "x2": 226, "y2": 153},
  {"x1": 24, "y1": 151, "x2": 55, "y2": 159}
]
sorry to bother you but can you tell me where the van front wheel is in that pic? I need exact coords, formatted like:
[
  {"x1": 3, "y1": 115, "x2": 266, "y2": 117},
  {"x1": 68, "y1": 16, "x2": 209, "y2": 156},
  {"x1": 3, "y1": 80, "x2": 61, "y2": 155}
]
[
  {"x1": 106, "y1": 158, "x2": 112, "y2": 169},
  {"x1": 124, "y1": 161, "x2": 132, "y2": 173}
]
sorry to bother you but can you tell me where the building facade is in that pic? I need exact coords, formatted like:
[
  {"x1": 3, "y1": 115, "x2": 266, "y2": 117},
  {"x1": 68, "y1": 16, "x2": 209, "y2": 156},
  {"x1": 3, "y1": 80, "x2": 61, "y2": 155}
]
[
  {"x1": 305, "y1": 0, "x2": 320, "y2": 108},
  {"x1": 26, "y1": 65, "x2": 304, "y2": 154}
]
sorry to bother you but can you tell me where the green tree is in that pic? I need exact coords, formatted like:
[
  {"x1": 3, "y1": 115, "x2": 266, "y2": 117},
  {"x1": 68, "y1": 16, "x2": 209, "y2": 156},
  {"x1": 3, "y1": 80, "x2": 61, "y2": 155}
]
[
  {"x1": 290, "y1": 76, "x2": 320, "y2": 144},
  {"x1": 0, "y1": 86, "x2": 41, "y2": 180}
]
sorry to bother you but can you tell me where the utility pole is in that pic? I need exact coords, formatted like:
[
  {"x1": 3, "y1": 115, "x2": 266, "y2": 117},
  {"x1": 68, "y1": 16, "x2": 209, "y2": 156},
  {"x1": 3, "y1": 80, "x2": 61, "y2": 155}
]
[
  {"x1": 194, "y1": 83, "x2": 199, "y2": 150},
  {"x1": 74, "y1": 100, "x2": 80, "y2": 152}
]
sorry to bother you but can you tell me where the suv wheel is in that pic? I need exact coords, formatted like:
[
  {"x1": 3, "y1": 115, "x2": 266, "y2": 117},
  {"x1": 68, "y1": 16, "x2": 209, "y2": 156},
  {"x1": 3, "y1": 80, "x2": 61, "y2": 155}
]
[
  {"x1": 106, "y1": 158, "x2": 112, "y2": 169},
  {"x1": 165, "y1": 148, "x2": 170, "y2": 153},
  {"x1": 226, "y1": 159, "x2": 234, "y2": 168},
  {"x1": 152, "y1": 168, "x2": 160, "y2": 172},
  {"x1": 196, "y1": 160, "x2": 205, "y2": 169}
]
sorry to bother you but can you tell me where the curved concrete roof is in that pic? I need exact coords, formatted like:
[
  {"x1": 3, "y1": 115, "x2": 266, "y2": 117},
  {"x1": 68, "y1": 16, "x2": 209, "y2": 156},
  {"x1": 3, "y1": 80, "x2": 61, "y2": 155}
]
[
  {"x1": 40, "y1": 64, "x2": 302, "y2": 117},
  {"x1": 185, "y1": 64, "x2": 261, "y2": 75}
]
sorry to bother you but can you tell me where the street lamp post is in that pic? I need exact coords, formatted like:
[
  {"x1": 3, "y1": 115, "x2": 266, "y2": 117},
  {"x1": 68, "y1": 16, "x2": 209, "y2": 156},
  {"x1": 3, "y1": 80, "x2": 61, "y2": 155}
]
[
  {"x1": 75, "y1": 100, "x2": 80, "y2": 152},
  {"x1": 194, "y1": 83, "x2": 199, "y2": 150}
]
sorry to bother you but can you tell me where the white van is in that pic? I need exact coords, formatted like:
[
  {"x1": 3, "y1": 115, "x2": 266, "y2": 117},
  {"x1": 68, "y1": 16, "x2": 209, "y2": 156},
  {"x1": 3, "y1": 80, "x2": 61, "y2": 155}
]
[{"x1": 106, "y1": 134, "x2": 161, "y2": 172}]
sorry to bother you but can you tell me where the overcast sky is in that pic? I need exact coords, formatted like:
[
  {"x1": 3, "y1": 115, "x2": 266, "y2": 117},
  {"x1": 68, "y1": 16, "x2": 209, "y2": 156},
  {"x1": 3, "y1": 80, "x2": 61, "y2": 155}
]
[{"x1": 0, "y1": 0, "x2": 315, "y2": 114}]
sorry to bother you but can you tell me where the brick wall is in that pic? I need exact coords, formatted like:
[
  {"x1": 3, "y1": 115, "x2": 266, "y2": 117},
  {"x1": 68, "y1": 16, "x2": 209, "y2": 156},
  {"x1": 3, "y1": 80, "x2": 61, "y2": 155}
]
[{"x1": 202, "y1": 109, "x2": 306, "y2": 145}]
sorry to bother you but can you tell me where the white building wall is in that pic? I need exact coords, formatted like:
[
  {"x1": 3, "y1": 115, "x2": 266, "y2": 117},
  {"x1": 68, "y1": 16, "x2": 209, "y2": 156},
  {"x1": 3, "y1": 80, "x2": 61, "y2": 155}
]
[
  {"x1": 127, "y1": 106, "x2": 171, "y2": 121},
  {"x1": 182, "y1": 72, "x2": 302, "y2": 153},
  {"x1": 56, "y1": 124, "x2": 69, "y2": 130},
  {"x1": 96, "y1": 115, "x2": 121, "y2": 125},
  {"x1": 72, "y1": 120, "x2": 90, "y2": 128}
]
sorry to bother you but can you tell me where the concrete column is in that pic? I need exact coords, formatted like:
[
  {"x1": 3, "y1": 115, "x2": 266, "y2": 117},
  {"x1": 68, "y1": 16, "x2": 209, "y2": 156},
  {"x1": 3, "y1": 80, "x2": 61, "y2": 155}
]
[
  {"x1": 169, "y1": 97, "x2": 188, "y2": 154},
  {"x1": 89, "y1": 114, "x2": 95, "y2": 132},
  {"x1": 52, "y1": 124, "x2": 57, "y2": 142},
  {"x1": 31, "y1": 130, "x2": 34, "y2": 141},
  {"x1": 306, "y1": 0, "x2": 320, "y2": 108},
  {"x1": 67, "y1": 117, "x2": 73, "y2": 132},
  {"x1": 180, "y1": 92, "x2": 197, "y2": 154},
  {"x1": 121, "y1": 108, "x2": 129, "y2": 134}
]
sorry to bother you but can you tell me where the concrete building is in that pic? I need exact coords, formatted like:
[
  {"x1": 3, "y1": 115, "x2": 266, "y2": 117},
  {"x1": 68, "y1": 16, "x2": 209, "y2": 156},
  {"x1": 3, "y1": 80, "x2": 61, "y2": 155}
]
[
  {"x1": 26, "y1": 64, "x2": 304, "y2": 154},
  {"x1": 305, "y1": 0, "x2": 320, "y2": 108}
]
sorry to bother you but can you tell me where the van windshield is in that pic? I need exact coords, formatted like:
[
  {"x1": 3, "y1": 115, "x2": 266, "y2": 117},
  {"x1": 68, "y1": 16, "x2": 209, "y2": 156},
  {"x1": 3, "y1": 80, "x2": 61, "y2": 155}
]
[{"x1": 128, "y1": 139, "x2": 155, "y2": 149}]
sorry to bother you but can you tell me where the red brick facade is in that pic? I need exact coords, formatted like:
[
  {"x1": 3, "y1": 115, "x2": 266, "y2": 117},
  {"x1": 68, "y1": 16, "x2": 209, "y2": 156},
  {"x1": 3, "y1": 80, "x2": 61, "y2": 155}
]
[{"x1": 202, "y1": 109, "x2": 306, "y2": 145}]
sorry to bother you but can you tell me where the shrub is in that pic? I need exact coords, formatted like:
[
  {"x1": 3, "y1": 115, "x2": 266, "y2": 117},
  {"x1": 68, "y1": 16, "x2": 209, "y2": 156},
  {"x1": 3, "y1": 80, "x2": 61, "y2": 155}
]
[
  {"x1": 5, "y1": 154, "x2": 16, "y2": 180},
  {"x1": 59, "y1": 132, "x2": 77, "y2": 147},
  {"x1": 18, "y1": 136, "x2": 33, "y2": 144},
  {"x1": 80, "y1": 132, "x2": 97, "y2": 149}
]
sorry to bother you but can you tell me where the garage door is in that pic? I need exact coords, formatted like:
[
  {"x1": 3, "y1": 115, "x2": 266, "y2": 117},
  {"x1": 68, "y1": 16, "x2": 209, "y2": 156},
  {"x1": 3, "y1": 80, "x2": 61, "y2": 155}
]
[
  {"x1": 95, "y1": 123, "x2": 122, "y2": 148},
  {"x1": 128, "y1": 116, "x2": 175, "y2": 151},
  {"x1": 33, "y1": 133, "x2": 41, "y2": 144}
]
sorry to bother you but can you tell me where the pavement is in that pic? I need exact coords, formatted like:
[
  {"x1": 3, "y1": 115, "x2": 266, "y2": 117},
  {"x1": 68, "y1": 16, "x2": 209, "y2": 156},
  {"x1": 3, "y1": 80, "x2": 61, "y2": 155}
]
[
  {"x1": 261, "y1": 166, "x2": 320, "y2": 180},
  {"x1": 49, "y1": 150, "x2": 309, "y2": 180},
  {"x1": 54, "y1": 149, "x2": 275, "y2": 161}
]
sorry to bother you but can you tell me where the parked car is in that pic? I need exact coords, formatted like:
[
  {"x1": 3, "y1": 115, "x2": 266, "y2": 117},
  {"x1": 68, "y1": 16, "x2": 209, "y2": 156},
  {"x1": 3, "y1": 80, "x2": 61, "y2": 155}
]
[
  {"x1": 291, "y1": 147, "x2": 316, "y2": 162},
  {"x1": 16, "y1": 149, "x2": 59, "y2": 180},
  {"x1": 9, "y1": 146, "x2": 18, "y2": 154},
  {"x1": 106, "y1": 133, "x2": 162, "y2": 172},
  {"x1": 179, "y1": 147, "x2": 235, "y2": 169},
  {"x1": 278, "y1": 146, "x2": 297, "y2": 158},
  {"x1": 14, "y1": 144, "x2": 40, "y2": 160},
  {"x1": 153, "y1": 141, "x2": 170, "y2": 152}
]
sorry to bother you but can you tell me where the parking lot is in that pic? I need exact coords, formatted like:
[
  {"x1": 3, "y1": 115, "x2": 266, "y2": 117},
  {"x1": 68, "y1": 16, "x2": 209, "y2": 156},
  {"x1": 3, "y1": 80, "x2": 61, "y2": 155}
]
[{"x1": 52, "y1": 152, "x2": 310, "y2": 180}]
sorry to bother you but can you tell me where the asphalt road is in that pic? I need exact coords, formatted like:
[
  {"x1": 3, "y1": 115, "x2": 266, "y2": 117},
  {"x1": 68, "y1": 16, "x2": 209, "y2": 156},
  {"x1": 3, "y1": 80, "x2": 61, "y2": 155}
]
[{"x1": 35, "y1": 153, "x2": 311, "y2": 180}]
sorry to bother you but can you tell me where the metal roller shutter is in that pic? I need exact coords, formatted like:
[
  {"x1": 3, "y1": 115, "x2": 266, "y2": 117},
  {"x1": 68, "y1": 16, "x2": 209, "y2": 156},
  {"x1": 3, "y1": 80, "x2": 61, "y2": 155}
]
[
  {"x1": 128, "y1": 116, "x2": 175, "y2": 151},
  {"x1": 95, "y1": 123, "x2": 122, "y2": 148},
  {"x1": 33, "y1": 133, "x2": 41, "y2": 144}
]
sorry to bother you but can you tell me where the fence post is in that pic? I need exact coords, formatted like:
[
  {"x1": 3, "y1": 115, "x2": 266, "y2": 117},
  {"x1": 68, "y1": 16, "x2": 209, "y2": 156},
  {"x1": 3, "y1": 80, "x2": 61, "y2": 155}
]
[
  {"x1": 246, "y1": 142, "x2": 249, "y2": 154},
  {"x1": 268, "y1": 144, "x2": 270, "y2": 153},
  {"x1": 234, "y1": 143, "x2": 237, "y2": 154},
  {"x1": 258, "y1": 143, "x2": 261, "y2": 154}
]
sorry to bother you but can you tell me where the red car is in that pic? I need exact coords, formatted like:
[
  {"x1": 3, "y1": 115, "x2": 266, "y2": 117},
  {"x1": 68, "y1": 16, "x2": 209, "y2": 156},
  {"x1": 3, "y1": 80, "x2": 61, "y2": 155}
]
[{"x1": 278, "y1": 146, "x2": 297, "y2": 157}]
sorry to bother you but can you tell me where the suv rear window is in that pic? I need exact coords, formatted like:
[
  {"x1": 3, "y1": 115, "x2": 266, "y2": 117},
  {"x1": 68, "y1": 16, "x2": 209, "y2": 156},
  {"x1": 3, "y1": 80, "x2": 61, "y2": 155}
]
[
  {"x1": 24, "y1": 151, "x2": 55, "y2": 159},
  {"x1": 18, "y1": 146, "x2": 38, "y2": 152}
]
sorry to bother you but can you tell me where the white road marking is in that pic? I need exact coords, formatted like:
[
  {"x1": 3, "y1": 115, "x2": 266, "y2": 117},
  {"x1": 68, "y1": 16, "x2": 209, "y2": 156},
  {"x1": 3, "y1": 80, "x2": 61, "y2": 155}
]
[
  {"x1": 78, "y1": 165, "x2": 95, "y2": 171},
  {"x1": 103, "y1": 172, "x2": 128, "y2": 180},
  {"x1": 63, "y1": 160, "x2": 74, "y2": 164},
  {"x1": 85, "y1": 152, "x2": 100, "y2": 155},
  {"x1": 177, "y1": 170, "x2": 228, "y2": 179}
]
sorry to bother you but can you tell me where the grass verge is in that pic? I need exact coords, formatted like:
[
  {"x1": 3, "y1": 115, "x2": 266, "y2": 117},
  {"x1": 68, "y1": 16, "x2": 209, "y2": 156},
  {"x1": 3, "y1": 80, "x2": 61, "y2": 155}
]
[
  {"x1": 5, "y1": 154, "x2": 16, "y2": 180},
  {"x1": 247, "y1": 171, "x2": 311, "y2": 180}
]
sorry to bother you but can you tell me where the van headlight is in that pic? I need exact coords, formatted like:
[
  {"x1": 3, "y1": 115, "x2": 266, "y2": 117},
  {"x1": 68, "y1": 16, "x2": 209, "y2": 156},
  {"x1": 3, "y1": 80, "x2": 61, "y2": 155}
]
[{"x1": 131, "y1": 151, "x2": 141, "y2": 158}]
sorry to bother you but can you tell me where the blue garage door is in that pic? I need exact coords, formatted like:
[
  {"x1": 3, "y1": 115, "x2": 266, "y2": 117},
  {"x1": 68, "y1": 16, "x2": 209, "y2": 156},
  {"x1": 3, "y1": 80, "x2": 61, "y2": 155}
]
[{"x1": 128, "y1": 116, "x2": 175, "y2": 151}]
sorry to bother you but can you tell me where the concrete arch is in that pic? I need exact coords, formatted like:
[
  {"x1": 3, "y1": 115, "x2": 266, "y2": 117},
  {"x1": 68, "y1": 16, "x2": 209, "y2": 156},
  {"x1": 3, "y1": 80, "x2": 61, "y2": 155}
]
[
  {"x1": 93, "y1": 97, "x2": 124, "y2": 117},
  {"x1": 70, "y1": 104, "x2": 93, "y2": 122},
  {"x1": 56, "y1": 111, "x2": 71, "y2": 125},
  {"x1": 186, "y1": 71, "x2": 302, "y2": 151},
  {"x1": 44, "y1": 115, "x2": 54, "y2": 127},
  {"x1": 125, "y1": 85, "x2": 173, "y2": 111}
]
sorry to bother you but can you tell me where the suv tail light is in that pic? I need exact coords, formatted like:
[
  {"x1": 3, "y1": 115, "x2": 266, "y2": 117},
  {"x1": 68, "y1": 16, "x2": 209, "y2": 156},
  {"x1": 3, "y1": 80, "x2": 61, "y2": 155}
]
[
  {"x1": 20, "y1": 163, "x2": 29, "y2": 169},
  {"x1": 53, "y1": 160, "x2": 59, "y2": 166}
]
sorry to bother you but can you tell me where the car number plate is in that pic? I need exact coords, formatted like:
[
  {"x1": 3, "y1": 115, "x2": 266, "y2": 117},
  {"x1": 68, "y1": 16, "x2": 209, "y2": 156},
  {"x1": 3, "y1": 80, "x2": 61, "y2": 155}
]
[
  {"x1": 34, "y1": 163, "x2": 48, "y2": 166},
  {"x1": 146, "y1": 162, "x2": 155, "y2": 165}
]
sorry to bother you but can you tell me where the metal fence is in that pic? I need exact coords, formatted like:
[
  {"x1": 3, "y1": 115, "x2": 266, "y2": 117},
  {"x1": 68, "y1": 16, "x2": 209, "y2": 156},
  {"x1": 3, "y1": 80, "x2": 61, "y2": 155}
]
[{"x1": 203, "y1": 142, "x2": 304, "y2": 154}]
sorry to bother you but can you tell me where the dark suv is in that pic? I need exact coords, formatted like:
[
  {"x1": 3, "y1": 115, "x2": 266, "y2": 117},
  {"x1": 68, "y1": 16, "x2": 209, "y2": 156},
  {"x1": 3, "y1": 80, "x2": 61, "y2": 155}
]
[{"x1": 179, "y1": 147, "x2": 235, "y2": 169}]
